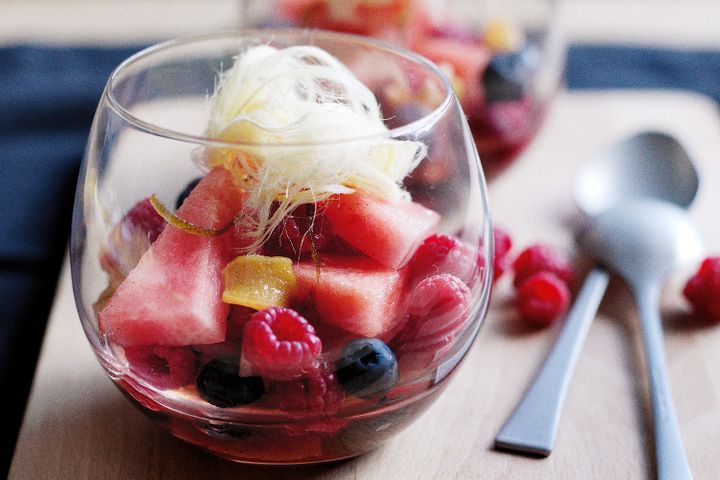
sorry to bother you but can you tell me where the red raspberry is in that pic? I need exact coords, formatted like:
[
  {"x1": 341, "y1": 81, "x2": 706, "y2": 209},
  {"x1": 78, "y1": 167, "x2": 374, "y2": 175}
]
[
  {"x1": 123, "y1": 198, "x2": 166, "y2": 243},
  {"x1": 512, "y1": 243, "x2": 573, "y2": 288},
  {"x1": 395, "y1": 336, "x2": 455, "y2": 376},
  {"x1": 411, "y1": 234, "x2": 459, "y2": 274},
  {"x1": 516, "y1": 272, "x2": 570, "y2": 327},
  {"x1": 493, "y1": 226, "x2": 513, "y2": 259},
  {"x1": 242, "y1": 307, "x2": 322, "y2": 380},
  {"x1": 683, "y1": 256, "x2": 720, "y2": 322},
  {"x1": 270, "y1": 366, "x2": 347, "y2": 435},
  {"x1": 124, "y1": 345, "x2": 196, "y2": 390},
  {"x1": 267, "y1": 204, "x2": 331, "y2": 257},
  {"x1": 410, "y1": 234, "x2": 478, "y2": 285},
  {"x1": 492, "y1": 226, "x2": 513, "y2": 281},
  {"x1": 407, "y1": 274, "x2": 471, "y2": 339},
  {"x1": 394, "y1": 274, "x2": 470, "y2": 354},
  {"x1": 271, "y1": 367, "x2": 344, "y2": 417}
]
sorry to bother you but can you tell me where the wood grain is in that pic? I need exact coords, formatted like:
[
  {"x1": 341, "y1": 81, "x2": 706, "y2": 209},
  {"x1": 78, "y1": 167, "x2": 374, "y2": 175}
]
[{"x1": 9, "y1": 91, "x2": 720, "y2": 479}]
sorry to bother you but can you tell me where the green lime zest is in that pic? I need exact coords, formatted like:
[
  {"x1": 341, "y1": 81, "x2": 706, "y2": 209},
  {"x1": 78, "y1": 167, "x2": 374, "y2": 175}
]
[{"x1": 149, "y1": 194, "x2": 231, "y2": 237}]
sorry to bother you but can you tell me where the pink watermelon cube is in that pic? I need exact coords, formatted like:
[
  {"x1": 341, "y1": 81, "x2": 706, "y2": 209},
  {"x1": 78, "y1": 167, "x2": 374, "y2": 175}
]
[
  {"x1": 99, "y1": 167, "x2": 246, "y2": 347},
  {"x1": 324, "y1": 191, "x2": 440, "y2": 269},
  {"x1": 293, "y1": 255, "x2": 407, "y2": 338}
]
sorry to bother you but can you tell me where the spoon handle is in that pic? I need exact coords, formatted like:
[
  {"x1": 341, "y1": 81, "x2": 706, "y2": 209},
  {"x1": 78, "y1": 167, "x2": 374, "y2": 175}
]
[
  {"x1": 494, "y1": 268, "x2": 610, "y2": 456},
  {"x1": 633, "y1": 283, "x2": 694, "y2": 480}
]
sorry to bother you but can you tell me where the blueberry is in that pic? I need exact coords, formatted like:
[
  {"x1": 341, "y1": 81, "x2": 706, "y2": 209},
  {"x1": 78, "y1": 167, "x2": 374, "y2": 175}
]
[
  {"x1": 196, "y1": 358, "x2": 264, "y2": 408},
  {"x1": 335, "y1": 339, "x2": 398, "y2": 398},
  {"x1": 175, "y1": 177, "x2": 202, "y2": 209},
  {"x1": 480, "y1": 43, "x2": 541, "y2": 102}
]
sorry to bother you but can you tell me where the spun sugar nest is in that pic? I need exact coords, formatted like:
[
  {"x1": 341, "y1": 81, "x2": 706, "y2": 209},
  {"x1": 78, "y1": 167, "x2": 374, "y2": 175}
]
[{"x1": 201, "y1": 44, "x2": 428, "y2": 250}]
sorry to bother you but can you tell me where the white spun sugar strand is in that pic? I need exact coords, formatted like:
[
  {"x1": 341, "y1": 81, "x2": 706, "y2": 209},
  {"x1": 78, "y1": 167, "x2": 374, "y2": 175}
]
[{"x1": 203, "y1": 44, "x2": 427, "y2": 250}]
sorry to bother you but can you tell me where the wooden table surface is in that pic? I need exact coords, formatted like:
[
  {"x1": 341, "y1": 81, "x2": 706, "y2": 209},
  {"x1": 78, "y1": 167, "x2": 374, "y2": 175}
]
[{"x1": 9, "y1": 90, "x2": 720, "y2": 479}]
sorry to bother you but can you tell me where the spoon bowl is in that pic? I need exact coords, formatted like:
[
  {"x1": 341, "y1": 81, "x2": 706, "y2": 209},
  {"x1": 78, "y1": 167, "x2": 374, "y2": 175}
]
[
  {"x1": 581, "y1": 199, "x2": 704, "y2": 284},
  {"x1": 574, "y1": 131, "x2": 699, "y2": 217}
]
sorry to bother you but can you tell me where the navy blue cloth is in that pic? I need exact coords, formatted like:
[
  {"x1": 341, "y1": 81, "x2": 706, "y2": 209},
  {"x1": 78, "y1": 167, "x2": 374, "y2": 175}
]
[
  {"x1": 566, "y1": 45, "x2": 720, "y2": 103},
  {"x1": 0, "y1": 43, "x2": 718, "y2": 474},
  {"x1": 0, "y1": 45, "x2": 141, "y2": 475}
]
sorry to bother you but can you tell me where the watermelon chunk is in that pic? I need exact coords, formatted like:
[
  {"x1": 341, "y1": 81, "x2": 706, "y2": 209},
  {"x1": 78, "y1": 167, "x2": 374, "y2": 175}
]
[
  {"x1": 324, "y1": 191, "x2": 440, "y2": 269},
  {"x1": 99, "y1": 167, "x2": 246, "y2": 347},
  {"x1": 293, "y1": 255, "x2": 406, "y2": 338}
]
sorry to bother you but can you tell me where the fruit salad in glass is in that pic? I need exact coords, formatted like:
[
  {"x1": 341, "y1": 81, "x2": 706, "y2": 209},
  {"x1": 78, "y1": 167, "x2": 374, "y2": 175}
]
[
  {"x1": 72, "y1": 30, "x2": 492, "y2": 464},
  {"x1": 241, "y1": 0, "x2": 565, "y2": 179}
]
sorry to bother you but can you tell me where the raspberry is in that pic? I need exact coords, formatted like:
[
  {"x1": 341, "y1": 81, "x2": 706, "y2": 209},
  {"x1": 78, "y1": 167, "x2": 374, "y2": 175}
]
[
  {"x1": 516, "y1": 271, "x2": 570, "y2": 327},
  {"x1": 123, "y1": 198, "x2": 166, "y2": 243},
  {"x1": 124, "y1": 345, "x2": 196, "y2": 390},
  {"x1": 396, "y1": 274, "x2": 470, "y2": 349},
  {"x1": 271, "y1": 369, "x2": 348, "y2": 436},
  {"x1": 271, "y1": 366, "x2": 344, "y2": 418},
  {"x1": 683, "y1": 256, "x2": 720, "y2": 322},
  {"x1": 493, "y1": 226, "x2": 513, "y2": 259},
  {"x1": 411, "y1": 234, "x2": 459, "y2": 275},
  {"x1": 512, "y1": 243, "x2": 573, "y2": 288},
  {"x1": 492, "y1": 226, "x2": 513, "y2": 282},
  {"x1": 395, "y1": 336, "x2": 455, "y2": 376},
  {"x1": 242, "y1": 307, "x2": 322, "y2": 380},
  {"x1": 266, "y1": 204, "x2": 332, "y2": 257},
  {"x1": 409, "y1": 234, "x2": 478, "y2": 285}
]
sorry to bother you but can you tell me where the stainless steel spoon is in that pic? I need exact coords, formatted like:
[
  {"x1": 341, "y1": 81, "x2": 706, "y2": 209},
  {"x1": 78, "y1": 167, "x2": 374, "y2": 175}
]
[
  {"x1": 581, "y1": 199, "x2": 702, "y2": 479},
  {"x1": 495, "y1": 132, "x2": 700, "y2": 459}
]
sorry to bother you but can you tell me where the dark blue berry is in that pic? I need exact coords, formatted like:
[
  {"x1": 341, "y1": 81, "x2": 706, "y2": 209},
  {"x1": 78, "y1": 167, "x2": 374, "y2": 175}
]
[
  {"x1": 196, "y1": 358, "x2": 264, "y2": 408},
  {"x1": 175, "y1": 177, "x2": 202, "y2": 209},
  {"x1": 335, "y1": 339, "x2": 398, "y2": 398},
  {"x1": 481, "y1": 43, "x2": 540, "y2": 102}
]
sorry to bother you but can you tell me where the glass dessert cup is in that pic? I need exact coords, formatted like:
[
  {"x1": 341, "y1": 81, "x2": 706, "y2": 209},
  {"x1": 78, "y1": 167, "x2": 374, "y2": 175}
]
[
  {"x1": 241, "y1": 0, "x2": 566, "y2": 180},
  {"x1": 71, "y1": 30, "x2": 493, "y2": 464}
]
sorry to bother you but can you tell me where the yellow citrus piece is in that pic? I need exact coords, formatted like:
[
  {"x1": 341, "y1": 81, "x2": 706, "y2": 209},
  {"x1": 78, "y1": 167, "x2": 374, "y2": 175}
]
[
  {"x1": 222, "y1": 255, "x2": 297, "y2": 310},
  {"x1": 483, "y1": 18, "x2": 524, "y2": 53}
]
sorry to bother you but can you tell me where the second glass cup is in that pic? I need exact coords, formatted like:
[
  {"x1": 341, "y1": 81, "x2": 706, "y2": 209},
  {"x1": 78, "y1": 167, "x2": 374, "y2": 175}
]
[{"x1": 241, "y1": 0, "x2": 566, "y2": 179}]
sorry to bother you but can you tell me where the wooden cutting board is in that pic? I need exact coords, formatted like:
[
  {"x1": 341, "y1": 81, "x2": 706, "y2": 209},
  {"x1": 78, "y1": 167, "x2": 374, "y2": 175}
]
[{"x1": 9, "y1": 90, "x2": 720, "y2": 479}]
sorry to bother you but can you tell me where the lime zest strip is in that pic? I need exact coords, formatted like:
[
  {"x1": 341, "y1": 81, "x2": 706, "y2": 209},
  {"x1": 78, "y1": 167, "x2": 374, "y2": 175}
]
[{"x1": 149, "y1": 194, "x2": 232, "y2": 237}]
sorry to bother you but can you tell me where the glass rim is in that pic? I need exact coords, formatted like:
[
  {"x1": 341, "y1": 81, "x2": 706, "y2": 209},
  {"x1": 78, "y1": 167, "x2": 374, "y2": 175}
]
[{"x1": 105, "y1": 29, "x2": 457, "y2": 148}]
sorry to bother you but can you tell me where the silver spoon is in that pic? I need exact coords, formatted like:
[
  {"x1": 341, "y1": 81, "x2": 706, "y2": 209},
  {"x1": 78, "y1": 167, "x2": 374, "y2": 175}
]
[
  {"x1": 581, "y1": 199, "x2": 702, "y2": 479},
  {"x1": 495, "y1": 132, "x2": 700, "y2": 458}
]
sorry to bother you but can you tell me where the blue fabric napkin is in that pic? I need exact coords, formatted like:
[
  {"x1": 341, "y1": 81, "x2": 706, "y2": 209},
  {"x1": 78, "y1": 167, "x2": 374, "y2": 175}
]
[
  {"x1": 0, "y1": 43, "x2": 718, "y2": 474},
  {"x1": 0, "y1": 45, "x2": 141, "y2": 474},
  {"x1": 566, "y1": 45, "x2": 720, "y2": 103}
]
